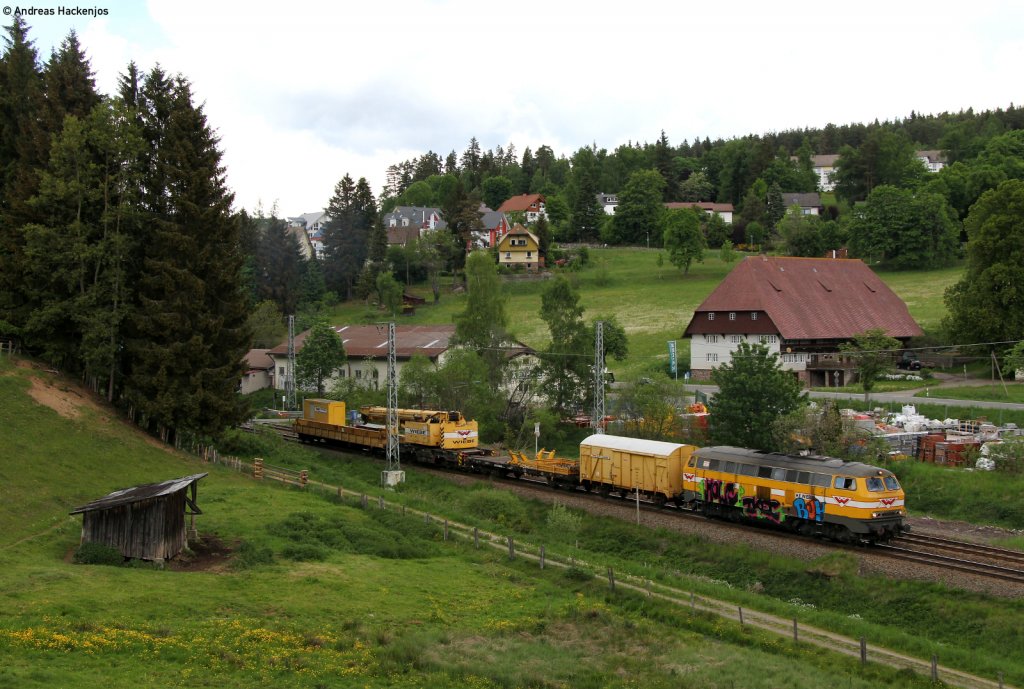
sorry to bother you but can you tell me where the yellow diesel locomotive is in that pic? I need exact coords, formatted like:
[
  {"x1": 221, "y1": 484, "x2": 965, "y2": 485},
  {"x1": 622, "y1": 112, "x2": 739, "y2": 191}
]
[{"x1": 680, "y1": 446, "x2": 906, "y2": 542}]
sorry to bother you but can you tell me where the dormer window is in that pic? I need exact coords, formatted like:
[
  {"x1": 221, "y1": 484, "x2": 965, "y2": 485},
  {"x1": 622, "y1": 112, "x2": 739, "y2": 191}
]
[
  {"x1": 708, "y1": 313, "x2": 715, "y2": 321},
  {"x1": 729, "y1": 312, "x2": 736, "y2": 321},
  {"x1": 751, "y1": 312, "x2": 758, "y2": 321}
]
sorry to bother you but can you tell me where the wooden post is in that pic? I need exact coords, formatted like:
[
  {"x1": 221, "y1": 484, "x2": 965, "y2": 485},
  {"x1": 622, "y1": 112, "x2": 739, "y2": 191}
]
[
  {"x1": 299, "y1": 470, "x2": 308, "y2": 488},
  {"x1": 738, "y1": 607, "x2": 744, "y2": 625},
  {"x1": 361, "y1": 494, "x2": 368, "y2": 509},
  {"x1": 378, "y1": 496, "x2": 384, "y2": 509},
  {"x1": 931, "y1": 655, "x2": 938, "y2": 682},
  {"x1": 646, "y1": 579, "x2": 651, "y2": 597},
  {"x1": 508, "y1": 537, "x2": 515, "y2": 560},
  {"x1": 539, "y1": 546, "x2": 545, "y2": 569},
  {"x1": 793, "y1": 618, "x2": 798, "y2": 643},
  {"x1": 254, "y1": 458, "x2": 263, "y2": 480},
  {"x1": 402, "y1": 505, "x2": 406, "y2": 516},
  {"x1": 443, "y1": 520, "x2": 448, "y2": 541},
  {"x1": 999, "y1": 671, "x2": 1004, "y2": 688},
  {"x1": 337, "y1": 486, "x2": 343, "y2": 499},
  {"x1": 474, "y1": 527, "x2": 479, "y2": 548},
  {"x1": 607, "y1": 567, "x2": 615, "y2": 592},
  {"x1": 690, "y1": 592, "x2": 695, "y2": 610}
]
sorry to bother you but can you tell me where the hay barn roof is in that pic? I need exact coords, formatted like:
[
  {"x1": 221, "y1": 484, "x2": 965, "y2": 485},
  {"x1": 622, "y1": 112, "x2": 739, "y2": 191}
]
[{"x1": 70, "y1": 474, "x2": 208, "y2": 514}]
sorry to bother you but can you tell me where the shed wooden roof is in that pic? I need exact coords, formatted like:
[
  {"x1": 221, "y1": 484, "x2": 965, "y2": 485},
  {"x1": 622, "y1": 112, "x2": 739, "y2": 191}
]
[
  {"x1": 70, "y1": 474, "x2": 208, "y2": 514},
  {"x1": 683, "y1": 257, "x2": 923, "y2": 341}
]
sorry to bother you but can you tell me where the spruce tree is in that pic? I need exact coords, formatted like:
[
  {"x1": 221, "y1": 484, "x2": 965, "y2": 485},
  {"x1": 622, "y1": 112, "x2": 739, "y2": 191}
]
[
  {"x1": 255, "y1": 214, "x2": 304, "y2": 314},
  {"x1": 124, "y1": 74, "x2": 249, "y2": 439},
  {"x1": 42, "y1": 30, "x2": 100, "y2": 132}
]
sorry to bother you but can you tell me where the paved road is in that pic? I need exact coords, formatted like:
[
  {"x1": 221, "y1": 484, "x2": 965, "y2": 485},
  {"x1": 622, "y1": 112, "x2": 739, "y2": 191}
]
[{"x1": 684, "y1": 384, "x2": 1024, "y2": 412}]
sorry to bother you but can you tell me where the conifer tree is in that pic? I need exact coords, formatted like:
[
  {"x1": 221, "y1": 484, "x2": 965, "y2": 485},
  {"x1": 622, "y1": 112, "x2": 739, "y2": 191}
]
[
  {"x1": 323, "y1": 174, "x2": 376, "y2": 300},
  {"x1": 42, "y1": 30, "x2": 100, "y2": 132},
  {"x1": 254, "y1": 214, "x2": 304, "y2": 314},
  {"x1": 124, "y1": 74, "x2": 249, "y2": 439}
]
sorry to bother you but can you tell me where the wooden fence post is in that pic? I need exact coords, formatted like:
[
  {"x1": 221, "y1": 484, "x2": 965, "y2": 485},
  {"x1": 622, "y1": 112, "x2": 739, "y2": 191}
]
[
  {"x1": 690, "y1": 592, "x2": 695, "y2": 610},
  {"x1": 738, "y1": 607, "x2": 744, "y2": 625},
  {"x1": 793, "y1": 618, "x2": 798, "y2": 643},
  {"x1": 474, "y1": 527, "x2": 479, "y2": 548},
  {"x1": 299, "y1": 470, "x2": 308, "y2": 488},
  {"x1": 931, "y1": 656, "x2": 938, "y2": 682},
  {"x1": 607, "y1": 567, "x2": 615, "y2": 592},
  {"x1": 444, "y1": 520, "x2": 448, "y2": 541},
  {"x1": 254, "y1": 458, "x2": 263, "y2": 480},
  {"x1": 508, "y1": 537, "x2": 515, "y2": 560},
  {"x1": 860, "y1": 637, "x2": 867, "y2": 665},
  {"x1": 378, "y1": 496, "x2": 385, "y2": 509},
  {"x1": 361, "y1": 494, "x2": 368, "y2": 509},
  {"x1": 539, "y1": 546, "x2": 545, "y2": 569}
]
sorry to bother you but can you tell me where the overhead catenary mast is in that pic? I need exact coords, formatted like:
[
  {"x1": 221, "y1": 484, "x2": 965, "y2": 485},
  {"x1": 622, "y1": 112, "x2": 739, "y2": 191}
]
[
  {"x1": 285, "y1": 315, "x2": 297, "y2": 411},
  {"x1": 381, "y1": 321, "x2": 405, "y2": 486},
  {"x1": 592, "y1": 320, "x2": 605, "y2": 434}
]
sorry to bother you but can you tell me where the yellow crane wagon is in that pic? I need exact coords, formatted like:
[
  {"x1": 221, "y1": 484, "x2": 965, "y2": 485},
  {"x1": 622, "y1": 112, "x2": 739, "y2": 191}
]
[{"x1": 359, "y1": 406, "x2": 479, "y2": 450}]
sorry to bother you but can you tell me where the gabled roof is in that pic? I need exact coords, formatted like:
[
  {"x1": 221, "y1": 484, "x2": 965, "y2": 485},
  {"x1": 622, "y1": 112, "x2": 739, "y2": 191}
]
[
  {"x1": 664, "y1": 201, "x2": 734, "y2": 213},
  {"x1": 808, "y1": 154, "x2": 840, "y2": 168},
  {"x1": 245, "y1": 348, "x2": 274, "y2": 371},
  {"x1": 684, "y1": 257, "x2": 922, "y2": 341},
  {"x1": 269, "y1": 324, "x2": 457, "y2": 360},
  {"x1": 781, "y1": 192, "x2": 821, "y2": 208},
  {"x1": 301, "y1": 211, "x2": 329, "y2": 227},
  {"x1": 498, "y1": 194, "x2": 544, "y2": 212},
  {"x1": 915, "y1": 150, "x2": 947, "y2": 164},
  {"x1": 70, "y1": 474, "x2": 208, "y2": 514},
  {"x1": 497, "y1": 223, "x2": 539, "y2": 248},
  {"x1": 479, "y1": 209, "x2": 508, "y2": 229}
]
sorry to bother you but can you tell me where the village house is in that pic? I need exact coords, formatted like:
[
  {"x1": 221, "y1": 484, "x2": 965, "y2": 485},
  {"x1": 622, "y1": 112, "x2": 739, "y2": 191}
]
[
  {"x1": 241, "y1": 349, "x2": 275, "y2": 394},
  {"x1": 495, "y1": 223, "x2": 542, "y2": 271},
  {"x1": 595, "y1": 192, "x2": 619, "y2": 214},
  {"x1": 915, "y1": 150, "x2": 947, "y2": 173},
  {"x1": 477, "y1": 206, "x2": 510, "y2": 248},
  {"x1": 497, "y1": 194, "x2": 548, "y2": 223},
  {"x1": 663, "y1": 202, "x2": 735, "y2": 224},
  {"x1": 287, "y1": 212, "x2": 328, "y2": 259},
  {"x1": 683, "y1": 256, "x2": 922, "y2": 386},
  {"x1": 781, "y1": 192, "x2": 823, "y2": 215},
  {"x1": 268, "y1": 324, "x2": 460, "y2": 391}
]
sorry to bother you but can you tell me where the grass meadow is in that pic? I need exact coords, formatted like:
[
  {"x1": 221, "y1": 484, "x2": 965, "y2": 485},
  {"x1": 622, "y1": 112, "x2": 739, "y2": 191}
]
[
  {"x1": 4, "y1": 356, "x2": 1024, "y2": 688},
  {"x1": 322, "y1": 249, "x2": 964, "y2": 382}
]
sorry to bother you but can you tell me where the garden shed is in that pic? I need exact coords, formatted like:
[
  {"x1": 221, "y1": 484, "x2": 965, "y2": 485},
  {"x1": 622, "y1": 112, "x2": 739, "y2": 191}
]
[{"x1": 70, "y1": 473, "x2": 207, "y2": 561}]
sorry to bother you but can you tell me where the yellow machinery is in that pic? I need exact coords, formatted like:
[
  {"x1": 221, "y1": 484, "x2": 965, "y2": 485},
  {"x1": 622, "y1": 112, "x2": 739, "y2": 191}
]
[
  {"x1": 509, "y1": 449, "x2": 579, "y2": 480},
  {"x1": 359, "y1": 406, "x2": 479, "y2": 450},
  {"x1": 302, "y1": 399, "x2": 346, "y2": 425}
]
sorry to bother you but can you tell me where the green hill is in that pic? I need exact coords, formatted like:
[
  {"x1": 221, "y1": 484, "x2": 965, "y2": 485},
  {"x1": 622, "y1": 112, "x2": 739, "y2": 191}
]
[
  {"x1": 2, "y1": 354, "x2": 1021, "y2": 689},
  {"x1": 324, "y1": 249, "x2": 963, "y2": 381}
]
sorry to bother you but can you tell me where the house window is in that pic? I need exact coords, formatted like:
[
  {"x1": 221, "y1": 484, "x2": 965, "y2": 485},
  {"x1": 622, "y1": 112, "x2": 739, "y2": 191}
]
[
  {"x1": 355, "y1": 370, "x2": 362, "y2": 379},
  {"x1": 708, "y1": 313, "x2": 715, "y2": 321},
  {"x1": 730, "y1": 335, "x2": 742, "y2": 343},
  {"x1": 706, "y1": 353, "x2": 719, "y2": 363},
  {"x1": 279, "y1": 367, "x2": 285, "y2": 376},
  {"x1": 751, "y1": 312, "x2": 758, "y2": 321},
  {"x1": 402, "y1": 218, "x2": 409, "y2": 227},
  {"x1": 505, "y1": 252, "x2": 511, "y2": 259},
  {"x1": 372, "y1": 368, "x2": 379, "y2": 379},
  {"x1": 759, "y1": 335, "x2": 778, "y2": 344},
  {"x1": 526, "y1": 251, "x2": 532, "y2": 258},
  {"x1": 729, "y1": 312, "x2": 736, "y2": 321},
  {"x1": 705, "y1": 334, "x2": 718, "y2": 344}
]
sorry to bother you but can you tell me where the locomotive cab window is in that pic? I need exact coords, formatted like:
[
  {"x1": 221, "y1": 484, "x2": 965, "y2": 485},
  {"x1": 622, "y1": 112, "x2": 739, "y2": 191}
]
[
  {"x1": 884, "y1": 476, "x2": 901, "y2": 491},
  {"x1": 834, "y1": 477, "x2": 857, "y2": 491},
  {"x1": 738, "y1": 463, "x2": 757, "y2": 476},
  {"x1": 687, "y1": 457, "x2": 696, "y2": 468},
  {"x1": 866, "y1": 477, "x2": 885, "y2": 492},
  {"x1": 771, "y1": 467, "x2": 787, "y2": 481},
  {"x1": 757, "y1": 466, "x2": 773, "y2": 479}
]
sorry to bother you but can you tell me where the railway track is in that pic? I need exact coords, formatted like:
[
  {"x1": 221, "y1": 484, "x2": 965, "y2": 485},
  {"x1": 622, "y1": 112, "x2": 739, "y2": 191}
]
[{"x1": 253, "y1": 421, "x2": 1024, "y2": 585}]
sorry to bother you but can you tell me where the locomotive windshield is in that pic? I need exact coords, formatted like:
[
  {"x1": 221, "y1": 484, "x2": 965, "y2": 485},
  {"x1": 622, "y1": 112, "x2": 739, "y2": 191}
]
[
  {"x1": 866, "y1": 477, "x2": 884, "y2": 492},
  {"x1": 884, "y1": 476, "x2": 901, "y2": 491}
]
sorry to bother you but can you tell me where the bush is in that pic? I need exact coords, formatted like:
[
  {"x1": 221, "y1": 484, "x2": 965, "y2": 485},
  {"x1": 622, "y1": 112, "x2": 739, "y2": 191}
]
[
  {"x1": 233, "y1": 540, "x2": 275, "y2": 569},
  {"x1": 462, "y1": 489, "x2": 531, "y2": 533},
  {"x1": 73, "y1": 542, "x2": 124, "y2": 566},
  {"x1": 546, "y1": 502, "x2": 582, "y2": 536}
]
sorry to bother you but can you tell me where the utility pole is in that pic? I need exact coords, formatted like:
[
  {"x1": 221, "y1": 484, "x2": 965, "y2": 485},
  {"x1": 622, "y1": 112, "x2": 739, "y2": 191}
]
[
  {"x1": 381, "y1": 321, "x2": 404, "y2": 486},
  {"x1": 592, "y1": 320, "x2": 605, "y2": 434},
  {"x1": 285, "y1": 315, "x2": 297, "y2": 411}
]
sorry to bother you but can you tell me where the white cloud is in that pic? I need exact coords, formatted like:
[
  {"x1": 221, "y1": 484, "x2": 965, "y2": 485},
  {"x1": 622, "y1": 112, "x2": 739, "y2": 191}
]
[{"x1": 47, "y1": 0, "x2": 1024, "y2": 214}]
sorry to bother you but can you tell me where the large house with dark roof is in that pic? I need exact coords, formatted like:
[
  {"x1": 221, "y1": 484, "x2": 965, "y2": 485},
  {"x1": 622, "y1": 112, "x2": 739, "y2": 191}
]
[
  {"x1": 664, "y1": 202, "x2": 734, "y2": 224},
  {"x1": 268, "y1": 324, "x2": 459, "y2": 390},
  {"x1": 683, "y1": 257, "x2": 922, "y2": 386}
]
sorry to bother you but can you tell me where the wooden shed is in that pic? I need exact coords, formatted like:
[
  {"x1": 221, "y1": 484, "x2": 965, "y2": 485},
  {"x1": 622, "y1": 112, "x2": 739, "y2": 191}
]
[{"x1": 70, "y1": 473, "x2": 207, "y2": 561}]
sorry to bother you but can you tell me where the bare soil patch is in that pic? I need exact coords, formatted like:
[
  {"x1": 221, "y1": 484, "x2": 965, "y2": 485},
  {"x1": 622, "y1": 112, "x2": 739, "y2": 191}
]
[{"x1": 169, "y1": 533, "x2": 237, "y2": 572}]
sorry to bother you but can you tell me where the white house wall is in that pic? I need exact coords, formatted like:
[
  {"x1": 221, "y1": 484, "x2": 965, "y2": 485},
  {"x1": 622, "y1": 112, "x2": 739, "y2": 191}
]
[{"x1": 689, "y1": 333, "x2": 806, "y2": 373}]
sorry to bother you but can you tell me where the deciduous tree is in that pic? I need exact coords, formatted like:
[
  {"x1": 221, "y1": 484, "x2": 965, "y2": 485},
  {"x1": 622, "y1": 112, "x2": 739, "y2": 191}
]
[
  {"x1": 708, "y1": 341, "x2": 806, "y2": 450},
  {"x1": 662, "y1": 208, "x2": 705, "y2": 274},
  {"x1": 839, "y1": 328, "x2": 901, "y2": 405},
  {"x1": 296, "y1": 320, "x2": 346, "y2": 396}
]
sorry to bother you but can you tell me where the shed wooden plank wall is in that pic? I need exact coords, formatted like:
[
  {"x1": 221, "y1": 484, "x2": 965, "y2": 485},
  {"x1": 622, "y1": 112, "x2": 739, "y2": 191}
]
[{"x1": 81, "y1": 492, "x2": 187, "y2": 560}]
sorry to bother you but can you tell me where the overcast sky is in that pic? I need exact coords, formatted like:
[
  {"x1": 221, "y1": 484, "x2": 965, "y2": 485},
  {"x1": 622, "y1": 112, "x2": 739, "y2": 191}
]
[{"x1": 19, "y1": 0, "x2": 1024, "y2": 216}]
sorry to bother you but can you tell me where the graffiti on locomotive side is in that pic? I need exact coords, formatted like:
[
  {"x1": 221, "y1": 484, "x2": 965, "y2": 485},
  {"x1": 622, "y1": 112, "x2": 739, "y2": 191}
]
[
  {"x1": 792, "y1": 495, "x2": 824, "y2": 523},
  {"x1": 742, "y1": 496, "x2": 783, "y2": 524},
  {"x1": 703, "y1": 478, "x2": 741, "y2": 506}
]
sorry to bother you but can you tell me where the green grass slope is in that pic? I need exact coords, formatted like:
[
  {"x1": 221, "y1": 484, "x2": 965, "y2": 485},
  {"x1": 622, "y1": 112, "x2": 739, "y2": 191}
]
[
  {"x1": 324, "y1": 250, "x2": 963, "y2": 381},
  {"x1": 2, "y1": 355, "x2": 1019, "y2": 689}
]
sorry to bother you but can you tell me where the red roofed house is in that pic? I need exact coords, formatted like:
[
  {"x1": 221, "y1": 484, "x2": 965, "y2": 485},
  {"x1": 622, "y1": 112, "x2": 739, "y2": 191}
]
[
  {"x1": 241, "y1": 348, "x2": 275, "y2": 394},
  {"x1": 497, "y1": 194, "x2": 547, "y2": 223},
  {"x1": 268, "y1": 324, "x2": 460, "y2": 391},
  {"x1": 664, "y1": 202, "x2": 734, "y2": 224},
  {"x1": 682, "y1": 257, "x2": 923, "y2": 386}
]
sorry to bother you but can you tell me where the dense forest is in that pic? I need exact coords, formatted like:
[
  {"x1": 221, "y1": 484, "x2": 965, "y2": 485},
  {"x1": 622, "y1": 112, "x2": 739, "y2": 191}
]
[{"x1": 4, "y1": 15, "x2": 1023, "y2": 442}]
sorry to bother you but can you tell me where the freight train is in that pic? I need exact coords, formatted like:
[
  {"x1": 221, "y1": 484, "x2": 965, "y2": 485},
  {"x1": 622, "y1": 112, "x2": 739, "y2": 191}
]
[{"x1": 294, "y1": 400, "x2": 907, "y2": 543}]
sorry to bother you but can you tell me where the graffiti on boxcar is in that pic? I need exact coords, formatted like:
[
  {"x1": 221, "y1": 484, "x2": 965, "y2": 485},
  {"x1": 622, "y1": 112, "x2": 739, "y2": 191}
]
[
  {"x1": 703, "y1": 478, "x2": 740, "y2": 507},
  {"x1": 742, "y1": 496, "x2": 783, "y2": 524},
  {"x1": 792, "y1": 496, "x2": 824, "y2": 523}
]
